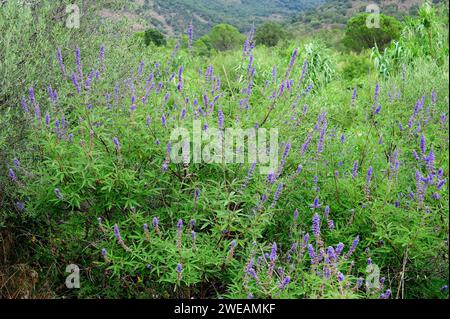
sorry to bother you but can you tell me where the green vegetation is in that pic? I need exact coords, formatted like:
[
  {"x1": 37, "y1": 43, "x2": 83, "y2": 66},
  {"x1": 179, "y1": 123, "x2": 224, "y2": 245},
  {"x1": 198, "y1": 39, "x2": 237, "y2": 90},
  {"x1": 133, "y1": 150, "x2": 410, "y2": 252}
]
[
  {"x1": 343, "y1": 13, "x2": 402, "y2": 51},
  {"x1": 0, "y1": 0, "x2": 449, "y2": 300},
  {"x1": 144, "y1": 28, "x2": 167, "y2": 46},
  {"x1": 254, "y1": 22, "x2": 288, "y2": 47},
  {"x1": 206, "y1": 23, "x2": 244, "y2": 51},
  {"x1": 133, "y1": 0, "x2": 326, "y2": 37},
  {"x1": 294, "y1": 0, "x2": 448, "y2": 31}
]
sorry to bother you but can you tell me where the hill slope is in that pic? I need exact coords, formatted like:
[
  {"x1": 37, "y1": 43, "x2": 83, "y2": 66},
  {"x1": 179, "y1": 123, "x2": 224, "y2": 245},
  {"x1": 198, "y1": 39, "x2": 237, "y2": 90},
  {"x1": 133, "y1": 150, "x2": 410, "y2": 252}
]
[
  {"x1": 292, "y1": 0, "x2": 448, "y2": 30},
  {"x1": 102, "y1": 0, "x2": 328, "y2": 37}
]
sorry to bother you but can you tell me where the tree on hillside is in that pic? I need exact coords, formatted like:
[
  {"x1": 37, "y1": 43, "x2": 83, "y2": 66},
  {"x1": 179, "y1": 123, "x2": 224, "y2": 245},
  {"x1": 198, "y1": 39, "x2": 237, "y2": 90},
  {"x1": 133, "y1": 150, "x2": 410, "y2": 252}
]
[
  {"x1": 193, "y1": 35, "x2": 213, "y2": 56},
  {"x1": 144, "y1": 28, "x2": 167, "y2": 47},
  {"x1": 207, "y1": 24, "x2": 244, "y2": 51},
  {"x1": 254, "y1": 22, "x2": 288, "y2": 47},
  {"x1": 343, "y1": 13, "x2": 402, "y2": 51}
]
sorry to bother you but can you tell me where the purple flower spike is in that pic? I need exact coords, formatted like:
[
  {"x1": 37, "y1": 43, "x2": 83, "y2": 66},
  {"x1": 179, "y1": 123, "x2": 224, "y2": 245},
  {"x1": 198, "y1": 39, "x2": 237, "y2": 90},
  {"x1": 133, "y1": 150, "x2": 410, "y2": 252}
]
[
  {"x1": 323, "y1": 265, "x2": 331, "y2": 279},
  {"x1": 28, "y1": 87, "x2": 36, "y2": 105},
  {"x1": 113, "y1": 224, "x2": 121, "y2": 241},
  {"x1": 366, "y1": 166, "x2": 373, "y2": 184},
  {"x1": 426, "y1": 149, "x2": 435, "y2": 172},
  {"x1": 99, "y1": 44, "x2": 105, "y2": 65},
  {"x1": 375, "y1": 104, "x2": 382, "y2": 114},
  {"x1": 54, "y1": 188, "x2": 63, "y2": 200},
  {"x1": 431, "y1": 89, "x2": 437, "y2": 105},
  {"x1": 162, "y1": 161, "x2": 168, "y2": 172},
  {"x1": 300, "y1": 59, "x2": 308, "y2": 82},
  {"x1": 75, "y1": 47, "x2": 82, "y2": 77},
  {"x1": 310, "y1": 197, "x2": 321, "y2": 209},
  {"x1": 270, "y1": 242, "x2": 277, "y2": 262},
  {"x1": 302, "y1": 233, "x2": 310, "y2": 248},
  {"x1": 279, "y1": 276, "x2": 291, "y2": 290},
  {"x1": 261, "y1": 193, "x2": 267, "y2": 203},
  {"x1": 270, "y1": 183, "x2": 284, "y2": 208},
  {"x1": 327, "y1": 246, "x2": 337, "y2": 262},
  {"x1": 356, "y1": 278, "x2": 364, "y2": 288},
  {"x1": 374, "y1": 83, "x2": 379, "y2": 101},
  {"x1": 29, "y1": 87, "x2": 41, "y2": 119},
  {"x1": 379, "y1": 289, "x2": 391, "y2": 299},
  {"x1": 56, "y1": 48, "x2": 65, "y2": 77},
  {"x1": 113, "y1": 137, "x2": 120, "y2": 150},
  {"x1": 328, "y1": 219, "x2": 335, "y2": 230},
  {"x1": 307, "y1": 244, "x2": 316, "y2": 264},
  {"x1": 301, "y1": 133, "x2": 313, "y2": 156},
  {"x1": 8, "y1": 169, "x2": 17, "y2": 182},
  {"x1": 312, "y1": 213, "x2": 320, "y2": 238},
  {"x1": 45, "y1": 112, "x2": 50, "y2": 126},
  {"x1": 248, "y1": 267, "x2": 259, "y2": 282},
  {"x1": 241, "y1": 161, "x2": 257, "y2": 190},
  {"x1": 187, "y1": 24, "x2": 194, "y2": 49},
  {"x1": 16, "y1": 200, "x2": 26, "y2": 211},
  {"x1": 267, "y1": 171, "x2": 275, "y2": 184},
  {"x1": 85, "y1": 69, "x2": 94, "y2": 91},
  {"x1": 71, "y1": 73, "x2": 81, "y2": 94},
  {"x1": 352, "y1": 160, "x2": 359, "y2": 179},
  {"x1": 285, "y1": 48, "x2": 298, "y2": 78},
  {"x1": 218, "y1": 109, "x2": 224, "y2": 129},
  {"x1": 351, "y1": 86, "x2": 357, "y2": 105},
  {"x1": 346, "y1": 235, "x2": 360, "y2": 258},
  {"x1": 420, "y1": 135, "x2": 426, "y2": 154},
  {"x1": 324, "y1": 206, "x2": 330, "y2": 220},
  {"x1": 335, "y1": 243, "x2": 344, "y2": 256},
  {"x1": 415, "y1": 170, "x2": 425, "y2": 206},
  {"x1": 194, "y1": 188, "x2": 200, "y2": 204},
  {"x1": 21, "y1": 96, "x2": 29, "y2": 113}
]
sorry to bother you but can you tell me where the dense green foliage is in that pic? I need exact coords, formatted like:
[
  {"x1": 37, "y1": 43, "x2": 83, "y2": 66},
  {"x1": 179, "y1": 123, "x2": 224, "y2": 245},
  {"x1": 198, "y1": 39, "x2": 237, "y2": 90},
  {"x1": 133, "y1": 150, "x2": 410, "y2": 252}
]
[
  {"x1": 370, "y1": 2, "x2": 448, "y2": 78},
  {"x1": 205, "y1": 24, "x2": 244, "y2": 52},
  {"x1": 343, "y1": 13, "x2": 402, "y2": 51},
  {"x1": 293, "y1": 0, "x2": 448, "y2": 31},
  {"x1": 144, "y1": 28, "x2": 167, "y2": 46},
  {"x1": 0, "y1": 1, "x2": 449, "y2": 300},
  {"x1": 254, "y1": 22, "x2": 288, "y2": 47}
]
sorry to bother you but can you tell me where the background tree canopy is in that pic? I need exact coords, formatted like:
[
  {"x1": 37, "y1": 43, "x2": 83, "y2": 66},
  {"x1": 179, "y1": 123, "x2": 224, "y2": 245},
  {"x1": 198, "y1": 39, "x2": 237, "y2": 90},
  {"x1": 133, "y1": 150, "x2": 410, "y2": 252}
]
[
  {"x1": 206, "y1": 23, "x2": 244, "y2": 51},
  {"x1": 343, "y1": 13, "x2": 402, "y2": 51},
  {"x1": 254, "y1": 22, "x2": 288, "y2": 47}
]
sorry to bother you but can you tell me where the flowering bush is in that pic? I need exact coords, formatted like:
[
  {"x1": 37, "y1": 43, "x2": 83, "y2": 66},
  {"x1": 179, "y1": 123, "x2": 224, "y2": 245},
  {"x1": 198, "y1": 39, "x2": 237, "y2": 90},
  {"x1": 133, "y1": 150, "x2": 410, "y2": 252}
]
[{"x1": 1, "y1": 2, "x2": 448, "y2": 299}]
